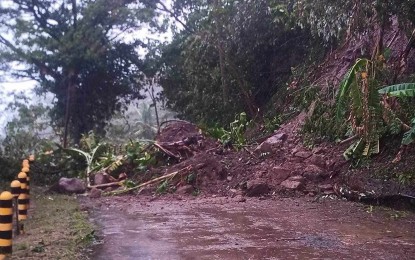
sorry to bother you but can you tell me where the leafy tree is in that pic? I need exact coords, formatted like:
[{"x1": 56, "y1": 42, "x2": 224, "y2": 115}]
[
  {"x1": 157, "y1": 0, "x2": 314, "y2": 125},
  {"x1": 0, "y1": 0, "x2": 160, "y2": 146}
]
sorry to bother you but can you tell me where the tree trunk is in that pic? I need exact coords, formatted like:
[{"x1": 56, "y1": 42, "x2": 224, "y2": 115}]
[
  {"x1": 63, "y1": 70, "x2": 76, "y2": 148},
  {"x1": 213, "y1": 0, "x2": 228, "y2": 106}
]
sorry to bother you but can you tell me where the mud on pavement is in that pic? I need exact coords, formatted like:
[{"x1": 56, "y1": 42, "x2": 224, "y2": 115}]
[{"x1": 82, "y1": 195, "x2": 415, "y2": 260}]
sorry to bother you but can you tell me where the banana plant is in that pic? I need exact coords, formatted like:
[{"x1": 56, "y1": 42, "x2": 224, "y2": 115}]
[
  {"x1": 378, "y1": 83, "x2": 415, "y2": 145},
  {"x1": 64, "y1": 143, "x2": 108, "y2": 187},
  {"x1": 336, "y1": 58, "x2": 381, "y2": 159}
]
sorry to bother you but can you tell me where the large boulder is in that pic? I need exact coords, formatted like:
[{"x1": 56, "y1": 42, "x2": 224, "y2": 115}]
[{"x1": 58, "y1": 177, "x2": 86, "y2": 194}]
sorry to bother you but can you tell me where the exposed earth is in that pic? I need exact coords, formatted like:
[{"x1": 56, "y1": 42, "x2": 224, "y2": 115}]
[{"x1": 79, "y1": 120, "x2": 415, "y2": 259}]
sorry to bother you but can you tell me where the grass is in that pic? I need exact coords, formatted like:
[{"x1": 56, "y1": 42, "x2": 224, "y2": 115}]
[{"x1": 10, "y1": 188, "x2": 94, "y2": 259}]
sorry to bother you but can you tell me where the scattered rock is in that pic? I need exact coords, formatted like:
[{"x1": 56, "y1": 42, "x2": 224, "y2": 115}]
[
  {"x1": 318, "y1": 184, "x2": 333, "y2": 191},
  {"x1": 294, "y1": 151, "x2": 312, "y2": 159},
  {"x1": 312, "y1": 147, "x2": 326, "y2": 154},
  {"x1": 176, "y1": 185, "x2": 194, "y2": 195},
  {"x1": 254, "y1": 141, "x2": 273, "y2": 154},
  {"x1": 271, "y1": 166, "x2": 291, "y2": 184},
  {"x1": 254, "y1": 133, "x2": 287, "y2": 154},
  {"x1": 94, "y1": 172, "x2": 110, "y2": 186},
  {"x1": 280, "y1": 176, "x2": 305, "y2": 190},
  {"x1": 302, "y1": 165, "x2": 325, "y2": 181},
  {"x1": 89, "y1": 187, "x2": 102, "y2": 198},
  {"x1": 58, "y1": 177, "x2": 86, "y2": 194},
  {"x1": 227, "y1": 176, "x2": 233, "y2": 181},
  {"x1": 246, "y1": 179, "x2": 270, "y2": 197},
  {"x1": 308, "y1": 154, "x2": 327, "y2": 168},
  {"x1": 233, "y1": 195, "x2": 246, "y2": 202},
  {"x1": 229, "y1": 188, "x2": 243, "y2": 197},
  {"x1": 288, "y1": 175, "x2": 305, "y2": 182}
]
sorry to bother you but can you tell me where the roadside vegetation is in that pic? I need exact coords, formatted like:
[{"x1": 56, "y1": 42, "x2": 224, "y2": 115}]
[{"x1": 11, "y1": 189, "x2": 94, "y2": 259}]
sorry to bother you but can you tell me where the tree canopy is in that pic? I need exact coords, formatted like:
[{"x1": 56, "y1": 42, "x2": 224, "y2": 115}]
[{"x1": 0, "y1": 0, "x2": 161, "y2": 146}]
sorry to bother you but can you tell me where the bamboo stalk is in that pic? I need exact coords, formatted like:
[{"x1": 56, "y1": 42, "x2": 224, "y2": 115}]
[
  {"x1": 105, "y1": 166, "x2": 192, "y2": 196},
  {"x1": 88, "y1": 181, "x2": 124, "y2": 189}
]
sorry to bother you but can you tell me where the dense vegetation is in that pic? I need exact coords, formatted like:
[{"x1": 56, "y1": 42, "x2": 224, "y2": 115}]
[{"x1": 1, "y1": 0, "x2": 415, "y2": 183}]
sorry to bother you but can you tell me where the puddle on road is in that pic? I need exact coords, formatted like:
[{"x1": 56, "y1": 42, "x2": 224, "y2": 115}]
[{"x1": 88, "y1": 197, "x2": 415, "y2": 260}]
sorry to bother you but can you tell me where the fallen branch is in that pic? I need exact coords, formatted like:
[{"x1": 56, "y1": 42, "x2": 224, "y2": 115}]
[
  {"x1": 105, "y1": 166, "x2": 193, "y2": 196},
  {"x1": 153, "y1": 142, "x2": 181, "y2": 159},
  {"x1": 159, "y1": 119, "x2": 196, "y2": 128},
  {"x1": 88, "y1": 181, "x2": 124, "y2": 189}
]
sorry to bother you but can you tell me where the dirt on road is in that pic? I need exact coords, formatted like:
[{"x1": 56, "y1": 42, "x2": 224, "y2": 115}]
[{"x1": 83, "y1": 195, "x2": 415, "y2": 260}]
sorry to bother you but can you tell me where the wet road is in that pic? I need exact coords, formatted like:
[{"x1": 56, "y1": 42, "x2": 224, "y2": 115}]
[{"x1": 87, "y1": 196, "x2": 415, "y2": 260}]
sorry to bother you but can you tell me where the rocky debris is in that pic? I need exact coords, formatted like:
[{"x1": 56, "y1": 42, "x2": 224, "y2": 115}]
[
  {"x1": 58, "y1": 177, "x2": 86, "y2": 194},
  {"x1": 245, "y1": 179, "x2": 270, "y2": 197},
  {"x1": 94, "y1": 172, "x2": 113, "y2": 186},
  {"x1": 228, "y1": 188, "x2": 244, "y2": 197},
  {"x1": 312, "y1": 147, "x2": 326, "y2": 154},
  {"x1": 294, "y1": 151, "x2": 312, "y2": 159},
  {"x1": 280, "y1": 176, "x2": 305, "y2": 190},
  {"x1": 176, "y1": 185, "x2": 194, "y2": 195},
  {"x1": 233, "y1": 195, "x2": 246, "y2": 202},
  {"x1": 307, "y1": 154, "x2": 327, "y2": 169},
  {"x1": 254, "y1": 133, "x2": 287, "y2": 154},
  {"x1": 302, "y1": 165, "x2": 327, "y2": 181},
  {"x1": 271, "y1": 166, "x2": 291, "y2": 184},
  {"x1": 89, "y1": 187, "x2": 102, "y2": 198},
  {"x1": 318, "y1": 184, "x2": 334, "y2": 191}
]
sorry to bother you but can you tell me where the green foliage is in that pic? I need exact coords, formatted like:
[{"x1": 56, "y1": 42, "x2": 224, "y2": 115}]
[
  {"x1": 402, "y1": 118, "x2": 415, "y2": 145},
  {"x1": 263, "y1": 115, "x2": 281, "y2": 133},
  {"x1": 206, "y1": 112, "x2": 251, "y2": 149},
  {"x1": 379, "y1": 83, "x2": 415, "y2": 145},
  {"x1": 293, "y1": 0, "x2": 415, "y2": 42},
  {"x1": 336, "y1": 59, "x2": 369, "y2": 122},
  {"x1": 335, "y1": 58, "x2": 383, "y2": 159},
  {"x1": 0, "y1": 0, "x2": 160, "y2": 144},
  {"x1": 125, "y1": 141, "x2": 157, "y2": 171},
  {"x1": 156, "y1": 179, "x2": 169, "y2": 194},
  {"x1": 158, "y1": 0, "x2": 314, "y2": 125},
  {"x1": 397, "y1": 171, "x2": 415, "y2": 185},
  {"x1": 378, "y1": 83, "x2": 415, "y2": 97},
  {"x1": 301, "y1": 101, "x2": 339, "y2": 145}
]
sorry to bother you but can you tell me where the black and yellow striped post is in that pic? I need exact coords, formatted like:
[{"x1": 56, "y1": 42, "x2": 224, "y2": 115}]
[
  {"x1": 10, "y1": 181, "x2": 21, "y2": 236},
  {"x1": 21, "y1": 166, "x2": 30, "y2": 199},
  {"x1": 17, "y1": 193, "x2": 28, "y2": 234},
  {"x1": 17, "y1": 172, "x2": 29, "y2": 210},
  {"x1": 0, "y1": 191, "x2": 13, "y2": 258},
  {"x1": 22, "y1": 159, "x2": 29, "y2": 168}
]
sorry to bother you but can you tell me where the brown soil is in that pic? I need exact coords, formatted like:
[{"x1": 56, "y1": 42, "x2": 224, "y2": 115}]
[{"x1": 130, "y1": 119, "x2": 415, "y2": 206}]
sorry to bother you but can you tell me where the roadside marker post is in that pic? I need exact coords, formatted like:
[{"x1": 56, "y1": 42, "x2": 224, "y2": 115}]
[
  {"x1": 10, "y1": 181, "x2": 21, "y2": 236},
  {"x1": 17, "y1": 172, "x2": 29, "y2": 210},
  {"x1": 0, "y1": 192, "x2": 13, "y2": 257},
  {"x1": 17, "y1": 194, "x2": 28, "y2": 234}
]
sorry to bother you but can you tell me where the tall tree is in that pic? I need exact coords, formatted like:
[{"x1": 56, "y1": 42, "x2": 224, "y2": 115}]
[
  {"x1": 156, "y1": 0, "x2": 313, "y2": 125},
  {"x1": 0, "y1": 0, "x2": 160, "y2": 146}
]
